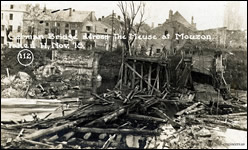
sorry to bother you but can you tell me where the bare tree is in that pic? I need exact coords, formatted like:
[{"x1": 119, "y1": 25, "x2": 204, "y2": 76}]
[{"x1": 117, "y1": 1, "x2": 145, "y2": 56}]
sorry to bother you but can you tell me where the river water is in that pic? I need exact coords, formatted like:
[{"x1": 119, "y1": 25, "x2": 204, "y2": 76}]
[{"x1": 1, "y1": 78, "x2": 117, "y2": 122}]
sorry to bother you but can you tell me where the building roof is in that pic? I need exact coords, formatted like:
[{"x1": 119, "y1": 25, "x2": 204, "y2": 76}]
[
  {"x1": 198, "y1": 27, "x2": 227, "y2": 30},
  {"x1": 171, "y1": 11, "x2": 193, "y2": 29},
  {"x1": 1, "y1": 4, "x2": 27, "y2": 12},
  {"x1": 24, "y1": 6, "x2": 95, "y2": 23},
  {"x1": 82, "y1": 21, "x2": 112, "y2": 34},
  {"x1": 101, "y1": 14, "x2": 124, "y2": 33},
  {"x1": 151, "y1": 11, "x2": 196, "y2": 32}
]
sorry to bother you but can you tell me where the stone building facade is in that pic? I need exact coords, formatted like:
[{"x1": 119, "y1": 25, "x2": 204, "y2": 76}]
[
  {"x1": 22, "y1": 5, "x2": 98, "y2": 50},
  {"x1": 194, "y1": 27, "x2": 247, "y2": 50},
  {"x1": 148, "y1": 10, "x2": 196, "y2": 56},
  {"x1": 1, "y1": 4, "x2": 27, "y2": 47}
]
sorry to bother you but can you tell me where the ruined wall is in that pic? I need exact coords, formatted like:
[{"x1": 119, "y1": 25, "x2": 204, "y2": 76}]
[
  {"x1": 1, "y1": 48, "x2": 99, "y2": 98},
  {"x1": 225, "y1": 30, "x2": 247, "y2": 49},
  {"x1": 47, "y1": 50, "x2": 96, "y2": 98},
  {"x1": 195, "y1": 28, "x2": 247, "y2": 50},
  {"x1": 98, "y1": 50, "x2": 122, "y2": 80},
  {"x1": 149, "y1": 21, "x2": 192, "y2": 56},
  {"x1": 224, "y1": 50, "x2": 247, "y2": 90}
]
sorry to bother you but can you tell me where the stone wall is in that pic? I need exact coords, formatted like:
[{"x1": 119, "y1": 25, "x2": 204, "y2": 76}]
[
  {"x1": 224, "y1": 50, "x2": 247, "y2": 90},
  {"x1": 195, "y1": 28, "x2": 247, "y2": 50},
  {"x1": 50, "y1": 50, "x2": 97, "y2": 98},
  {"x1": 98, "y1": 50, "x2": 122, "y2": 80}
]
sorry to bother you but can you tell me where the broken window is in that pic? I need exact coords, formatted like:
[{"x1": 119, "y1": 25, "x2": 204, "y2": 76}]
[
  {"x1": 57, "y1": 29, "x2": 60, "y2": 35},
  {"x1": 86, "y1": 26, "x2": 91, "y2": 31},
  {"x1": 1, "y1": 36, "x2": 4, "y2": 44},
  {"x1": 104, "y1": 28, "x2": 108, "y2": 32},
  {"x1": 45, "y1": 28, "x2": 49, "y2": 34},
  {"x1": 71, "y1": 30, "x2": 76, "y2": 36},
  {"x1": 10, "y1": 5, "x2": 14, "y2": 9},
  {"x1": 164, "y1": 30, "x2": 168, "y2": 36},
  {"x1": 65, "y1": 29, "x2": 69, "y2": 35},
  {"x1": 8, "y1": 25, "x2": 13, "y2": 32},
  {"x1": 65, "y1": 23, "x2": 69, "y2": 28},
  {"x1": 17, "y1": 26, "x2": 21, "y2": 32},
  {"x1": 47, "y1": 39, "x2": 51, "y2": 45},
  {"x1": 64, "y1": 40, "x2": 69, "y2": 44},
  {"x1": 46, "y1": 22, "x2": 49, "y2": 26},
  {"x1": 51, "y1": 28, "x2": 55, "y2": 34},
  {"x1": 16, "y1": 37, "x2": 21, "y2": 43},
  {"x1": 9, "y1": 14, "x2": 13, "y2": 20},
  {"x1": 28, "y1": 26, "x2": 31, "y2": 33},
  {"x1": 41, "y1": 39, "x2": 46, "y2": 45}
]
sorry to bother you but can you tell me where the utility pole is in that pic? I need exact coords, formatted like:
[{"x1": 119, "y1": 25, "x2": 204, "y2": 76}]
[{"x1": 110, "y1": 10, "x2": 114, "y2": 52}]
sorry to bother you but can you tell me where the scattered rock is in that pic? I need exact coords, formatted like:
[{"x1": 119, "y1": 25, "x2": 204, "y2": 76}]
[
  {"x1": 125, "y1": 135, "x2": 142, "y2": 148},
  {"x1": 115, "y1": 134, "x2": 122, "y2": 143},
  {"x1": 83, "y1": 132, "x2": 92, "y2": 140},
  {"x1": 99, "y1": 133, "x2": 108, "y2": 140},
  {"x1": 196, "y1": 128, "x2": 211, "y2": 137}
]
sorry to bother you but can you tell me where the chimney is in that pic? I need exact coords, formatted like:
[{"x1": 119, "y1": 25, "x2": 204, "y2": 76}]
[
  {"x1": 73, "y1": 9, "x2": 75, "y2": 12},
  {"x1": 151, "y1": 22, "x2": 154, "y2": 28},
  {"x1": 191, "y1": 16, "x2": 196, "y2": 30},
  {"x1": 158, "y1": 23, "x2": 161, "y2": 26},
  {"x1": 169, "y1": 10, "x2": 173, "y2": 20},
  {"x1": 118, "y1": 15, "x2": 121, "y2": 20},
  {"x1": 90, "y1": 11, "x2": 95, "y2": 21},
  {"x1": 102, "y1": 16, "x2": 104, "y2": 19},
  {"x1": 43, "y1": 4, "x2": 46, "y2": 13},
  {"x1": 69, "y1": 8, "x2": 72, "y2": 17}
]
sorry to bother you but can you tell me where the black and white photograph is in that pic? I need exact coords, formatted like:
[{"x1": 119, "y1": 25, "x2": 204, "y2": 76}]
[{"x1": 1, "y1": 1, "x2": 247, "y2": 149}]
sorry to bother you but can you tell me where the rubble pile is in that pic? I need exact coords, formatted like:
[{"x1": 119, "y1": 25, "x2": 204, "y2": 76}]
[
  {"x1": 1, "y1": 83, "x2": 247, "y2": 149},
  {"x1": 1, "y1": 69, "x2": 91, "y2": 99},
  {"x1": 29, "y1": 67, "x2": 92, "y2": 99},
  {"x1": 1, "y1": 72, "x2": 32, "y2": 98}
]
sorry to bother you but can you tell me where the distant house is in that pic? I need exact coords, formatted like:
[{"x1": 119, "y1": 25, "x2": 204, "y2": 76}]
[
  {"x1": 81, "y1": 20, "x2": 112, "y2": 50},
  {"x1": 195, "y1": 27, "x2": 247, "y2": 49},
  {"x1": 149, "y1": 10, "x2": 196, "y2": 56},
  {"x1": 101, "y1": 13, "x2": 124, "y2": 50},
  {"x1": 1, "y1": 4, "x2": 27, "y2": 47},
  {"x1": 22, "y1": 5, "x2": 102, "y2": 50}
]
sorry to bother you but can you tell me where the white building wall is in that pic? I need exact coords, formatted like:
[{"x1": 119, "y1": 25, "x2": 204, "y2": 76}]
[{"x1": 1, "y1": 4, "x2": 26, "y2": 46}]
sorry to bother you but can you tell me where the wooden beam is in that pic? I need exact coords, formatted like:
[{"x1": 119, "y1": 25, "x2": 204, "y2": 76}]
[
  {"x1": 140, "y1": 63, "x2": 144, "y2": 90},
  {"x1": 165, "y1": 65, "x2": 169, "y2": 85},
  {"x1": 148, "y1": 63, "x2": 152, "y2": 90},
  {"x1": 150, "y1": 73, "x2": 158, "y2": 95},
  {"x1": 156, "y1": 65, "x2": 160, "y2": 90},
  {"x1": 132, "y1": 61, "x2": 136, "y2": 88},
  {"x1": 125, "y1": 63, "x2": 160, "y2": 93},
  {"x1": 120, "y1": 63, "x2": 123, "y2": 89},
  {"x1": 124, "y1": 62, "x2": 127, "y2": 85},
  {"x1": 127, "y1": 114, "x2": 167, "y2": 123},
  {"x1": 152, "y1": 107, "x2": 181, "y2": 127},
  {"x1": 75, "y1": 127, "x2": 159, "y2": 135}
]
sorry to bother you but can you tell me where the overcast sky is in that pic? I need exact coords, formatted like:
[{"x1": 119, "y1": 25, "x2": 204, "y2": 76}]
[{"x1": 2, "y1": 1, "x2": 247, "y2": 30}]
